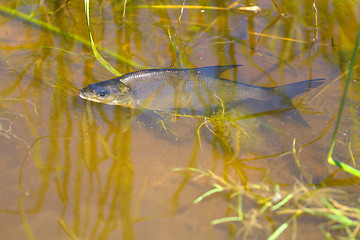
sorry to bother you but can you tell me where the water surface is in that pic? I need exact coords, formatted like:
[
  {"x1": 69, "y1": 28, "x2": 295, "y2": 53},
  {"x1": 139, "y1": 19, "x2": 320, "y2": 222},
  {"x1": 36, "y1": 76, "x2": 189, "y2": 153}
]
[{"x1": 0, "y1": 0, "x2": 359, "y2": 239}]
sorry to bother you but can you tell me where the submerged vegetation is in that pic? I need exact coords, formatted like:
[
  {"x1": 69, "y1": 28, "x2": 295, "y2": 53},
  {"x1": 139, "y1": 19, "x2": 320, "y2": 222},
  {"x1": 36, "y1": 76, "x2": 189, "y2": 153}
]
[
  {"x1": 0, "y1": 0, "x2": 359, "y2": 239},
  {"x1": 174, "y1": 167, "x2": 360, "y2": 239}
]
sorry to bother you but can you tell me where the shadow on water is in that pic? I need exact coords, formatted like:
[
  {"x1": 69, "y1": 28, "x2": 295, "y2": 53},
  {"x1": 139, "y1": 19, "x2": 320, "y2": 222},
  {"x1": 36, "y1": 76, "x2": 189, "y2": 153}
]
[{"x1": 0, "y1": 0, "x2": 359, "y2": 239}]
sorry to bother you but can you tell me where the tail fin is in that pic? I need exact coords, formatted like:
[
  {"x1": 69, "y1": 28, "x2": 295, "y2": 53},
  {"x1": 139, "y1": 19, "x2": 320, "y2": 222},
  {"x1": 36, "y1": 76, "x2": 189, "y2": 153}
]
[
  {"x1": 271, "y1": 79, "x2": 325, "y2": 128},
  {"x1": 274, "y1": 78, "x2": 325, "y2": 99}
]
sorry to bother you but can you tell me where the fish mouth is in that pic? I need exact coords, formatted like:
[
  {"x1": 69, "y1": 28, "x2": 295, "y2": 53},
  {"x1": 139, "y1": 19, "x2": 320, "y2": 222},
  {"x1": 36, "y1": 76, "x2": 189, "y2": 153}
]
[
  {"x1": 79, "y1": 90, "x2": 88, "y2": 100},
  {"x1": 78, "y1": 90, "x2": 104, "y2": 104}
]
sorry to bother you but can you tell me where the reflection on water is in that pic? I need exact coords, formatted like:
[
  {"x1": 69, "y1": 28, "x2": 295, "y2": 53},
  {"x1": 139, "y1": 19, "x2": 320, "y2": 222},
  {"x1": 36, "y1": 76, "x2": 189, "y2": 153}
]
[{"x1": 0, "y1": 0, "x2": 359, "y2": 239}]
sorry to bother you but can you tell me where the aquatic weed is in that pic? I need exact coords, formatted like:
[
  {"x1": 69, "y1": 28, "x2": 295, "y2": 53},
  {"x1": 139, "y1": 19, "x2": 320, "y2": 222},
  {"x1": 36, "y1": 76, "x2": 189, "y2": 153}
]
[{"x1": 176, "y1": 167, "x2": 360, "y2": 239}]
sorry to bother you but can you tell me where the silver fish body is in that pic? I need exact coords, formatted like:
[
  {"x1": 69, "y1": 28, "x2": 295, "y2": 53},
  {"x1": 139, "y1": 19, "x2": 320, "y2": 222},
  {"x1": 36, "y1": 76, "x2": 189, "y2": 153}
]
[{"x1": 79, "y1": 65, "x2": 324, "y2": 114}]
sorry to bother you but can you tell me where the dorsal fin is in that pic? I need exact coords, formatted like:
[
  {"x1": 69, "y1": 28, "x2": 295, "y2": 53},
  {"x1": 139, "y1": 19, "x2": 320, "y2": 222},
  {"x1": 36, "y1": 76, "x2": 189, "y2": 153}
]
[{"x1": 189, "y1": 65, "x2": 243, "y2": 78}]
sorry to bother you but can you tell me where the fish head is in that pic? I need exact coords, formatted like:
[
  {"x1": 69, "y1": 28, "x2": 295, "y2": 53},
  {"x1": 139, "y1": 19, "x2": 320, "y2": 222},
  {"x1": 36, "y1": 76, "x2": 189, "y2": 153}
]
[{"x1": 79, "y1": 80, "x2": 134, "y2": 107}]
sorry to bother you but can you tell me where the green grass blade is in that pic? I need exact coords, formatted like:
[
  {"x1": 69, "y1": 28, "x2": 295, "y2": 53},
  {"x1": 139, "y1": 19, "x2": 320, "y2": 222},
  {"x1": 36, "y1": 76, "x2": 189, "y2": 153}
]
[
  {"x1": 58, "y1": 219, "x2": 79, "y2": 240},
  {"x1": 328, "y1": 157, "x2": 360, "y2": 178},
  {"x1": 193, "y1": 184, "x2": 224, "y2": 204},
  {"x1": 327, "y1": 17, "x2": 360, "y2": 178},
  {"x1": 131, "y1": 5, "x2": 231, "y2": 11},
  {"x1": 172, "y1": 167, "x2": 209, "y2": 176},
  {"x1": 267, "y1": 211, "x2": 302, "y2": 240},
  {"x1": 260, "y1": 201, "x2": 272, "y2": 214},
  {"x1": 167, "y1": 28, "x2": 180, "y2": 59},
  {"x1": 0, "y1": 5, "x2": 142, "y2": 69},
  {"x1": 19, "y1": 196, "x2": 36, "y2": 240},
  {"x1": 211, "y1": 217, "x2": 242, "y2": 225},
  {"x1": 84, "y1": 0, "x2": 121, "y2": 76},
  {"x1": 321, "y1": 198, "x2": 355, "y2": 226},
  {"x1": 303, "y1": 208, "x2": 355, "y2": 226},
  {"x1": 271, "y1": 193, "x2": 294, "y2": 211},
  {"x1": 237, "y1": 193, "x2": 243, "y2": 220},
  {"x1": 267, "y1": 221, "x2": 289, "y2": 240}
]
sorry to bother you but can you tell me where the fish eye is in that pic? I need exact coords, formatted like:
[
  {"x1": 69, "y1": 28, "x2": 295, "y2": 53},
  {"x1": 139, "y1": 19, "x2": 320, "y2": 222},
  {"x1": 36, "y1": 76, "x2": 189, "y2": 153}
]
[{"x1": 97, "y1": 91, "x2": 109, "y2": 97}]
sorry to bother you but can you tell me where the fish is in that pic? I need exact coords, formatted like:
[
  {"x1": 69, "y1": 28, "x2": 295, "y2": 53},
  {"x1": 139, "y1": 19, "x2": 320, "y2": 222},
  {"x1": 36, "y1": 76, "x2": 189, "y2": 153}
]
[{"x1": 79, "y1": 65, "x2": 324, "y2": 122}]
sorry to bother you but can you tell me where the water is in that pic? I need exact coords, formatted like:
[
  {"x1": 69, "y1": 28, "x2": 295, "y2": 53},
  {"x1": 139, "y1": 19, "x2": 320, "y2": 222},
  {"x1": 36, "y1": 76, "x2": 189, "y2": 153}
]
[{"x1": 0, "y1": 0, "x2": 359, "y2": 239}]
